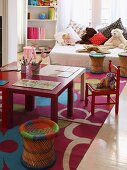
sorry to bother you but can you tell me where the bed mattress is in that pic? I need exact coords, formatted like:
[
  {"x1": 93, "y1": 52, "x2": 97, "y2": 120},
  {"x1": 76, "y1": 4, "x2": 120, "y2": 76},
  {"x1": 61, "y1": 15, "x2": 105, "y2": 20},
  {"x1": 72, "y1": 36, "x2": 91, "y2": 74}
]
[{"x1": 49, "y1": 44, "x2": 124, "y2": 71}]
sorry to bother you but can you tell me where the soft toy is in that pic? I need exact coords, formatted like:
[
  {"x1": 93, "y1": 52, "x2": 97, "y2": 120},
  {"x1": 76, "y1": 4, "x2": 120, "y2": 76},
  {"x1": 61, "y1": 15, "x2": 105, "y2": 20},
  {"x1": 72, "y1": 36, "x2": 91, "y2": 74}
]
[
  {"x1": 97, "y1": 72, "x2": 116, "y2": 89},
  {"x1": 30, "y1": 0, "x2": 38, "y2": 6},
  {"x1": 62, "y1": 34, "x2": 75, "y2": 46},
  {"x1": 38, "y1": 0, "x2": 44, "y2": 6},
  {"x1": 104, "y1": 28, "x2": 127, "y2": 49},
  {"x1": 50, "y1": 0, "x2": 57, "y2": 7},
  {"x1": 77, "y1": 27, "x2": 97, "y2": 44}
]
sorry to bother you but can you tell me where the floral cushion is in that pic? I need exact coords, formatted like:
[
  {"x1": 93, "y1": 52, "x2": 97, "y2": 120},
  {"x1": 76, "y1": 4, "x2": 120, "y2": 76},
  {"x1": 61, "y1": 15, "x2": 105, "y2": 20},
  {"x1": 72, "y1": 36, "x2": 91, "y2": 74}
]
[
  {"x1": 67, "y1": 20, "x2": 86, "y2": 37},
  {"x1": 98, "y1": 18, "x2": 125, "y2": 38},
  {"x1": 89, "y1": 32, "x2": 107, "y2": 45}
]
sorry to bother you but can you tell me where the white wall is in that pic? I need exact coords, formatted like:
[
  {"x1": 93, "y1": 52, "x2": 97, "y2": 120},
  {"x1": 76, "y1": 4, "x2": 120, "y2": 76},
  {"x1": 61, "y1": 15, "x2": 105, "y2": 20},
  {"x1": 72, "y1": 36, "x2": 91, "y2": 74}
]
[
  {"x1": 8, "y1": 0, "x2": 17, "y2": 63},
  {"x1": 0, "y1": 0, "x2": 3, "y2": 16},
  {"x1": 1, "y1": 0, "x2": 18, "y2": 65}
]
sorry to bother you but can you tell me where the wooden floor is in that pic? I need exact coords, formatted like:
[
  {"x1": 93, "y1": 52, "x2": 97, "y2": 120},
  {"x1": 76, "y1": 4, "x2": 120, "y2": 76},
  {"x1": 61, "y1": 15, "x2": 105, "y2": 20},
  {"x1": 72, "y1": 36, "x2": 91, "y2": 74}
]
[{"x1": 77, "y1": 83, "x2": 127, "y2": 170}]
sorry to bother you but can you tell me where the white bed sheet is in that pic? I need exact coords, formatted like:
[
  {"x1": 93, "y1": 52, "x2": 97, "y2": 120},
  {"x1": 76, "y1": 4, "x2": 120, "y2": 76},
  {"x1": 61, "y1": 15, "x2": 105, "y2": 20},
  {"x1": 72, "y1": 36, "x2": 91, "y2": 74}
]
[{"x1": 49, "y1": 44, "x2": 124, "y2": 71}]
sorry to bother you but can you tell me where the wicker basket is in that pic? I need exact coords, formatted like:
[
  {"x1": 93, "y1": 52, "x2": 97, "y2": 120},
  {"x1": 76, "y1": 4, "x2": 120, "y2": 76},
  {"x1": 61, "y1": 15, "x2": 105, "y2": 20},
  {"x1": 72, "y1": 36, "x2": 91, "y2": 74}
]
[
  {"x1": 89, "y1": 53, "x2": 105, "y2": 73},
  {"x1": 118, "y1": 53, "x2": 127, "y2": 77},
  {"x1": 19, "y1": 118, "x2": 59, "y2": 169}
]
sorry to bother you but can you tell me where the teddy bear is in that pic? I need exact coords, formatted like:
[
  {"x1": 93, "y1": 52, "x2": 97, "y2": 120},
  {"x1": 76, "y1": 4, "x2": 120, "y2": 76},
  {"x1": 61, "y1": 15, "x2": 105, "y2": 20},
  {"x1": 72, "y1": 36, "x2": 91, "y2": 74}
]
[
  {"x1": 97, "y1": 72, "x2": 116, "y2": 89},
  {"x1": 104, "y1": 28, "x2": 127, "y2": 49},
  {"x1": 77, "y1": 27, "x2": 97, "y2": 44}
]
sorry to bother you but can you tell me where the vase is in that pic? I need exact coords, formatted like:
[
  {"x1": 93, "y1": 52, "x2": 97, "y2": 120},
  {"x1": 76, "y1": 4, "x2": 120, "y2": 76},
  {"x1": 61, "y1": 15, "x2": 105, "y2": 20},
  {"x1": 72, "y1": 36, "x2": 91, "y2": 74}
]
[
  {"x1": 48, "y1": 7, "x2": 55, "y2": 20},
  {"x1": 21, "y1": 65, "x2": 29, "y2": 74}
]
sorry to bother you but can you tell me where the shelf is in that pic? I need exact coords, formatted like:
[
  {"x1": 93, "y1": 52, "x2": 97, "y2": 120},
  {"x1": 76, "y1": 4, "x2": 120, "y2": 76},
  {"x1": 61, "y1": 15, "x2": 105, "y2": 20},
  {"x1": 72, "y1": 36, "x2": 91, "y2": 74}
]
[
  {"x1": 26, "y1": 2, "x2": 57, "y2": 49},
  {"x1": 28, "y1": 5, "x2": 51, "y2": 8},
  {"x1": 28, "y1": 5, "x2": 57, "y2": 8},
  {"x1": 28, "y1": 19, "x2": 57, "y2": 22},
  {"x1": 27, "y1": 39, "x2": 56, "y2": 41}
]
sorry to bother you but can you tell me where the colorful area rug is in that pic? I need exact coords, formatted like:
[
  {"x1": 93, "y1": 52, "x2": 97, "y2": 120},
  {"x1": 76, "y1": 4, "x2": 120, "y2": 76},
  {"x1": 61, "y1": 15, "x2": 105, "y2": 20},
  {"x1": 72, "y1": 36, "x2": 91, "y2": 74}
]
[{"x1": 0, "y1": 72, "x2": 126, "y2": 170}]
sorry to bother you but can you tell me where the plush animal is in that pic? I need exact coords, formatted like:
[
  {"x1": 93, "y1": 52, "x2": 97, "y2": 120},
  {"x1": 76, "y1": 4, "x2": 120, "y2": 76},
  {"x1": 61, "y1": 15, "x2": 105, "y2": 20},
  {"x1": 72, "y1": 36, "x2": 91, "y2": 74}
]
[
  {"x1": 50, "y1": 0, "x2": 57, "y2": 7},
  {"x1": 77, "y1": 27, "x2": 97, "y2": 44},
  {"x1": 62, "y1": 34, "x2": 75, "y2": 46},
  {"x1": 97, "y1": 72, "x2": 116, "y2": 89},
  {"x1": 38, "y1": 0, "x2": 44, "y2": 6},
  {"x1": 30, "y1": 0, "x2": 38, "y2": 6},
  {"x1": 104, "y1": 28, "x2": 127, "y2": 49}
]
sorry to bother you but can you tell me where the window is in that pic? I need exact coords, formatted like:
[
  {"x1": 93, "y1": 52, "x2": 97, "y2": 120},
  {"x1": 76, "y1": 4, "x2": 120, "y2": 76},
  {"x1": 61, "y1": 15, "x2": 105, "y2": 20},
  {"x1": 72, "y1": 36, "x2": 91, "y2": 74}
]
[
  {"x1": 101, "y1": 0, "x2": 111, "y2": 26},
  {"x1": 57, "y1": 0, "x2": 127, "y2": 31}
]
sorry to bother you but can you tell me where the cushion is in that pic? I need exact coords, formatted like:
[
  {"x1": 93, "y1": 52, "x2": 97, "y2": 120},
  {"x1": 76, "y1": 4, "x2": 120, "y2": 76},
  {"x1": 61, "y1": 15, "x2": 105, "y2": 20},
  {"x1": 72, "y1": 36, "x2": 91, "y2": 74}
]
[
  {"x1": 89, "y1": 32, "x2": 107, "y2": 45},
  {"x1": 68, "y1": 20, "x2": 86, "y2": 37},
  {"x1": 98, "y1": 18, "x2": 125, "y2": 38},
  {"x1": 54, "y1": 27, "x2": 81, "y2": 45},
  {"x1": 123, "y1": 31, "x2": 127, "y2": 40}
]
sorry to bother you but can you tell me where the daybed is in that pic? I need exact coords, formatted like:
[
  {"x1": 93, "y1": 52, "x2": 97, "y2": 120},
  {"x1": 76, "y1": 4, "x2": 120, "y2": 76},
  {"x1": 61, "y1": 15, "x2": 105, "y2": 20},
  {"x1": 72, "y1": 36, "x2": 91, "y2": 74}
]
[{"x1": 49, "y1": 44, "x2": 123, "y2": 72}]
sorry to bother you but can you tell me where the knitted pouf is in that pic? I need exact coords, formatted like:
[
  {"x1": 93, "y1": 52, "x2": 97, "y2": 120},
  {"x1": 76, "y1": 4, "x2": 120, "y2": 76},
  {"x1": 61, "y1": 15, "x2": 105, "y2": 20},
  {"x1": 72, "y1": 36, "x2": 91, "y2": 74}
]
[
  {"x1": 89, "y1": 53, "x2": 105, "y2": 73},
  {"x1": 19, "y1": 118, "x2": 59, "y2": 169}
]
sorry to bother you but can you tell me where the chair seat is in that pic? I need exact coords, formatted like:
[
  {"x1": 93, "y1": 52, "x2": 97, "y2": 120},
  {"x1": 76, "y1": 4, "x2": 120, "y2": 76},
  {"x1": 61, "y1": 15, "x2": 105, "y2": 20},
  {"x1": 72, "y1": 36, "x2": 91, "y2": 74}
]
[{"x1": 87, "y1": 83, "x2": 116, "y2": 94}]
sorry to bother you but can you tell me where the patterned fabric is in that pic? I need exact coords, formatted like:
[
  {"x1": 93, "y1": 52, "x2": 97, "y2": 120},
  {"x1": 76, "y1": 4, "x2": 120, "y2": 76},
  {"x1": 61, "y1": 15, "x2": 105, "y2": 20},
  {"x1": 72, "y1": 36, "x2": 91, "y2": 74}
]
[
  {"x1": 89, "y1": 32, "x2": 107, "y2": 45},
  {"x1": 123, "y1": 31, "x2": 127, "y2": 40},
  {"x1": 68, "y1": 20, "x2": 86, "y2": 37},
  {"x1": 98, "y1": 18, "x2": 125, "y2": 39}
]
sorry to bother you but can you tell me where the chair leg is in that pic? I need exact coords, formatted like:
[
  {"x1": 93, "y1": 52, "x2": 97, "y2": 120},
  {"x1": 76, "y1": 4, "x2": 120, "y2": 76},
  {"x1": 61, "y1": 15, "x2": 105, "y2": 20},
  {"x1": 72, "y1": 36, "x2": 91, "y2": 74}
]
[
  {"x1": 115, "y1": 94, "x2": 119, "y2": 115},
  {"x1": 91, "y1": 94, "x2": 95, "y2": 115},
  {"x1": 107, "y1": 94, "x2": 110, "y2": 103},
  {"x1": 85, "y1": 83, "x2": 88, "y2": 106}
]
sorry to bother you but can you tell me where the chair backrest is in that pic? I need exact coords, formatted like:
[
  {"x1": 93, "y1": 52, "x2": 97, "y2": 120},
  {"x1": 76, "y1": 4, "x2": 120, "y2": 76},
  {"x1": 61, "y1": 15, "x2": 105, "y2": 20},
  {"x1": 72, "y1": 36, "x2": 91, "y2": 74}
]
[{"x1": 108, "y1": 60, "x2": 120, "y2": 93}]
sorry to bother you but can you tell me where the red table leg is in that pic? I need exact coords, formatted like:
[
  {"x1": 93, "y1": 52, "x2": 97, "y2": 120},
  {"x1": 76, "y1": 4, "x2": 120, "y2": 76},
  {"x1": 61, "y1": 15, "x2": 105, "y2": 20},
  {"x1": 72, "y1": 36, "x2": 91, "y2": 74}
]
[
  {"x1": 25, "y1": 95, "x2": 35, "y2": 111},
  {"x1": 51, "y1": 96, "x2": 58, "y2": 123},
  {"x1": 67, "y1": 81, "x2": 74, "y2": 117},
  {"x1": 80, "y1": 73, "x2": 85, "y2": 101},
  {"x1": 2, "y1": 89, "x2": 13, "y2": 129}
]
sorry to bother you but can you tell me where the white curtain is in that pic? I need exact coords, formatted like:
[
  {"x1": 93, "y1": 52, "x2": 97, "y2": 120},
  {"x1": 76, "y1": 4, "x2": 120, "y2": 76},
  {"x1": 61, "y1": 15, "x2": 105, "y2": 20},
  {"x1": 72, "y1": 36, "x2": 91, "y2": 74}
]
[
  {"x1": 17, "y1": 0, "x2": 25, "y2": 44},
  {"x1": 57, "y1": 0, "x2": 90, "y2": 31},
  {"x1": 110, "y1": 0, "x2": 127, "y2": 26},
  {"x1": 105, "y1": 0, "x2": 127, "y2": 26},
  {"x1": 57, "y1": 0, "x2": 127, "y2": 32}
]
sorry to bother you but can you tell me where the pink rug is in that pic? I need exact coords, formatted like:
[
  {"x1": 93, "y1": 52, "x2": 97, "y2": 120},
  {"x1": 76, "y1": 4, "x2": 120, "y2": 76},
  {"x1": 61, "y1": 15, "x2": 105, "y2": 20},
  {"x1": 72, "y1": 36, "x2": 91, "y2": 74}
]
[{"x1": 0, "y1": 72, "x2": 126, "y2": 170}]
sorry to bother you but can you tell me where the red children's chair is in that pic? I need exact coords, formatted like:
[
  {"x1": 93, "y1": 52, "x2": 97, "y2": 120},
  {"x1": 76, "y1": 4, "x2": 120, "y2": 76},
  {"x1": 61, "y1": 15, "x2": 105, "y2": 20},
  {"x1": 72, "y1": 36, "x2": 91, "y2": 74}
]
[{"x1": 85, "y1": 60, "x2": 120, "y2": 115}]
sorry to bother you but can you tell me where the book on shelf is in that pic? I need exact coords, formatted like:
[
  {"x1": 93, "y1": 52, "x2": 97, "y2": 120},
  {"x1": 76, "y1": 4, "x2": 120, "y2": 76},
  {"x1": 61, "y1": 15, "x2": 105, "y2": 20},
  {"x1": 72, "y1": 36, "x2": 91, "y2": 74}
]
[
  {"x1": 12, "y1": 79, "x2": 61, "y2": 90},
  {"x1": 27, "y1": 27, "x2": 46, "y2": 39}
]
